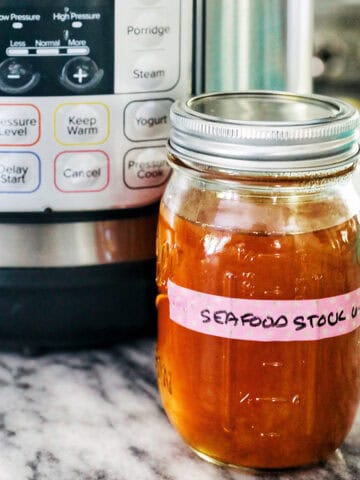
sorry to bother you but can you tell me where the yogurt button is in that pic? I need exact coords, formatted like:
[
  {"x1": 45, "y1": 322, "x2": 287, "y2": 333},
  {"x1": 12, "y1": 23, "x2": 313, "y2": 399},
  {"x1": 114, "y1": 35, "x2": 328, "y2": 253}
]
[{"x1": 125, "y1": 99, "x2": 172, "y2": 141}]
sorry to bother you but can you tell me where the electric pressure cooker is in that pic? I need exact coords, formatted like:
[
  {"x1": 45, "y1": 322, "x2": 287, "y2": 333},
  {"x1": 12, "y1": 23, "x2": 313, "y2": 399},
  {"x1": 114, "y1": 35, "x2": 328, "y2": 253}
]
[{"x1": 0, "y1": 0, "x2": 193, "y2": 350}]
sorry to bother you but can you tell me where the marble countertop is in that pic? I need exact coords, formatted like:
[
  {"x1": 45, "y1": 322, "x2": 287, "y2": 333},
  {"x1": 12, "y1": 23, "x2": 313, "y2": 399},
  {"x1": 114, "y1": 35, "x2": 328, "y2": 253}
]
[{"x1": 0, "y1": 339, "x2": 358, "y2": 480}]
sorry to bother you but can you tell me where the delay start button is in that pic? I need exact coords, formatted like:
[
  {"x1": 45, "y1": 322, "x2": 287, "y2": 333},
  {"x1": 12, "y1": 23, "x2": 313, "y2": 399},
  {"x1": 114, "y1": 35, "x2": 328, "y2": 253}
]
[
  {"x1": 0, "y1": 151, "x2": 40, "y2": 193},
  {"x1": 55, "y1": 150, "x2": 110, "y2": 193}
]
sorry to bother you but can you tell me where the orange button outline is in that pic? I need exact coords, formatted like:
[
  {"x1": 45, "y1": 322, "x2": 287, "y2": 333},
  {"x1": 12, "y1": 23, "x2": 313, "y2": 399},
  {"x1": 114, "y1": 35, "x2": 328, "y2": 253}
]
[{"x1": 0, "y1": 103, "x2": 41, "y2": 147}]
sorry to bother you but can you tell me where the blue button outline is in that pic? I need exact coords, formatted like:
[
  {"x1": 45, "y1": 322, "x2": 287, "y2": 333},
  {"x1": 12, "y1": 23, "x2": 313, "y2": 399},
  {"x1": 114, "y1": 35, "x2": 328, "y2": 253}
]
[{"x1": 0, "y1": 151, "x2": 41, "y2": 194}]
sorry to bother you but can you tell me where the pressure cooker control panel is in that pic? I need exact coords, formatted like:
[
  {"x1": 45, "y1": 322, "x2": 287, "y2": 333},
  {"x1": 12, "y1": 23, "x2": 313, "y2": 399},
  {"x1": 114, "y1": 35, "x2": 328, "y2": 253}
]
[{"x1": 0, "y1": 0, "x2": 192, "y2": 211}]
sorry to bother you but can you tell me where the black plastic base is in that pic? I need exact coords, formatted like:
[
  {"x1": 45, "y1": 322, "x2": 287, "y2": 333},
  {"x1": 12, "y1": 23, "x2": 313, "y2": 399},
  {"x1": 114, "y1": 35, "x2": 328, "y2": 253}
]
[{"x1": 0, "y1": 261, "x2": 157, "y2": 353}]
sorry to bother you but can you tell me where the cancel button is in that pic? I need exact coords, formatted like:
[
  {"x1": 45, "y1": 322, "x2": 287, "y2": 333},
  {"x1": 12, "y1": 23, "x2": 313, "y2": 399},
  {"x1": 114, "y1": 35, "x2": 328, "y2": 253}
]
[
  {"x1": 55, "y1": 150, "x2": 110, "y2": 193},
  {"x1": 63, "y1": 167, "x2": 101, "y2": 180}
]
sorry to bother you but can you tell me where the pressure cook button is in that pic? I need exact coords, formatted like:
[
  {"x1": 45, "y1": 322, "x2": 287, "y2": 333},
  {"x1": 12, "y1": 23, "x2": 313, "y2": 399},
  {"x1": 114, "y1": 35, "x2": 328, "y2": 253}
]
[
  {"x1": 55, "y1": 150, "x2": 110, "y2": 193},
  {"x1": 0, "y1": 59, "x2": 40, "y2": 95},
  {"x1": 60, "y1": 57, "x2": 104, "y2": 93},
  {"x1": 124, "y1": 147, "x2": 171, "y2": 189}
]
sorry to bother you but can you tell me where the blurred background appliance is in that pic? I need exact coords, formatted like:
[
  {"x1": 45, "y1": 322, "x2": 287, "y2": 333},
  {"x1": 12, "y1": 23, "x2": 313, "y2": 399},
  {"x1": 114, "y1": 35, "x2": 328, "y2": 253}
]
[
  {"x1": 194, "y1": 0, "x2": 360, "y2": 193},
  {"x1": 312, "y1": 0, "x2": 360, "y2": 104},
  {"x1": 312, "y1": 0, "x2": 360, "y2": 192},
  {"x1": 194, "y1": 0, "x2": 314, "y2": 94}
]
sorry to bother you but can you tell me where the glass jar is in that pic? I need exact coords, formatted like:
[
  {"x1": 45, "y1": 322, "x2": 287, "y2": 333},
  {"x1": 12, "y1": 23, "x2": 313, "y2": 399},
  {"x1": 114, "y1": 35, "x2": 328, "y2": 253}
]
[{"x1": 156, "y1": 92, "x2": 360, "y2": 470}]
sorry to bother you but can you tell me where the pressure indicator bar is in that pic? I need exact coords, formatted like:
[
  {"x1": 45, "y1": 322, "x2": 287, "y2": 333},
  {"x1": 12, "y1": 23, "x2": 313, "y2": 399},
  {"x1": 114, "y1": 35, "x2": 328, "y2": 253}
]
[{"x1": 6, "y1": 46, "x2": 90, "y2": 57}]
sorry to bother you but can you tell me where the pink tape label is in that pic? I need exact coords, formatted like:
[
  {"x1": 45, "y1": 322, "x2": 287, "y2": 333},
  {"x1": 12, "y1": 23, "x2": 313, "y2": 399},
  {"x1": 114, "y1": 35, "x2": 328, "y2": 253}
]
[{"x1": 168, "y1": 281, "x2": 360, "y2": 342}]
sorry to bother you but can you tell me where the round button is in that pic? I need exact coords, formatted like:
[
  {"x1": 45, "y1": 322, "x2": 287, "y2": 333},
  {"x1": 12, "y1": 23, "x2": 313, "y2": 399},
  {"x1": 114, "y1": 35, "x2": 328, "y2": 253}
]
[
  {"x1": 125, "y1": 99, "x2": 171, "y2": 141},
  {"x1": 60, "y1": 57, "x2": 104, "y2": 93},
  {"x1": 132, "y1": 54, "x2": 167, "y2": 90},
  {"x1": 124, "y1": 146, "x2": 171, "y2": 189},
  {"x1": 55, "y1": 103, "x2": 110, "y2": 146},
  {"x1": 55, "y1": 151, "x2": 110, "y2": 192},
  {"x1": 0, "y1": 58, "x2": 40, "y2": 94},
  {"x1": 129, "y1": 11, "x2": 170, "y2": 48}
]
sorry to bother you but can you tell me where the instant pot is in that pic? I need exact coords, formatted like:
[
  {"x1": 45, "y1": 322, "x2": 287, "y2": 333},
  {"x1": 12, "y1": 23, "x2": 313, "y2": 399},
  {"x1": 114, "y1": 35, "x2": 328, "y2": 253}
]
[{"x1": 0, "y1": 0, "x2": 193, "y2": 350}]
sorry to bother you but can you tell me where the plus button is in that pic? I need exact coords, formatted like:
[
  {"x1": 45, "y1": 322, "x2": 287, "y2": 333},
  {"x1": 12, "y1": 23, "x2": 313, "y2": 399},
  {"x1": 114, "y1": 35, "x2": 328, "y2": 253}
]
[
  {"x1": 60, "y1": 57, "x2": 104, "y2": 92},
  {"x1": 73, "y1": 67, "x2": 89, "y2": 84}
]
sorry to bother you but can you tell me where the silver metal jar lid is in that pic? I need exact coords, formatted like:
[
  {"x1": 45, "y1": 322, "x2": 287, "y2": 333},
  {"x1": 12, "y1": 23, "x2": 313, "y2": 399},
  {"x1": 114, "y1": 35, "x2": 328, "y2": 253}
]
[{"x1": 168, "y1": 91, "x2": 360, "y2": 174}]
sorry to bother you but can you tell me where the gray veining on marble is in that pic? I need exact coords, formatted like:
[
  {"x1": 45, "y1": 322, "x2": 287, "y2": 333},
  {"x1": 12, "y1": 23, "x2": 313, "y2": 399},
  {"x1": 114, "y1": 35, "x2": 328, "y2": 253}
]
[{"x1": 0, "y1": 339, "x2": 358, "y2": 480}]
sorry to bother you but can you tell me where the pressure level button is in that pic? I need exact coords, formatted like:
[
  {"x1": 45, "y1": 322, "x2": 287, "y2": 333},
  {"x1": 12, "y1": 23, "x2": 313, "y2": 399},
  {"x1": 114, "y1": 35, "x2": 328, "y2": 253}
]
[
  {"x1": 0, "y1": 58, "x2": 40, "y2": 95},
  {"x1": 60, "y1": 57, "x2": 104, "y2": 93}
]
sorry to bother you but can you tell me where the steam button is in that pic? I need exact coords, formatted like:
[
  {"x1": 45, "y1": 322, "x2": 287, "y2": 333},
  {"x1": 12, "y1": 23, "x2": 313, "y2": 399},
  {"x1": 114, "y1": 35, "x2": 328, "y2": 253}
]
[
  {"x1": 60, "y1": 57, "x2": 104, "y2": 93},
  {"x1": 0, "y1": 58, "x2": 40, "y2": 94},
  {"x1": 131, "y1": 54, "x2": 166, "y2": 90}
]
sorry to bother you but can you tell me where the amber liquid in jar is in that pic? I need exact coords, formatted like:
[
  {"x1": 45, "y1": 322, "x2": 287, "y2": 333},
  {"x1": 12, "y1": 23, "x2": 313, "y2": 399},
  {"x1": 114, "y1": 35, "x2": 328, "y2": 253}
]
[{"x1": 156, "y1": 194, "x2": 360, "y2": 469}]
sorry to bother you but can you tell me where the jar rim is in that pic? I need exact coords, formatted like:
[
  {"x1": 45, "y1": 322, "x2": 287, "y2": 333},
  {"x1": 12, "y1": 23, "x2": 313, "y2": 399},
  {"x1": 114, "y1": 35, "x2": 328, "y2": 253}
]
[{"x1": 169, "y1": 91, "x2": 360, "y2": 174}]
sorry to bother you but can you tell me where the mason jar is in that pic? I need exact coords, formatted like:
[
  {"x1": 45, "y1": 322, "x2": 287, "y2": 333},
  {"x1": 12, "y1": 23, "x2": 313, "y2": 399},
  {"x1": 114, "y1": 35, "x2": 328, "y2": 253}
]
[{"x1": 156, "y1": 91, "x2": 360, "y2": 469}]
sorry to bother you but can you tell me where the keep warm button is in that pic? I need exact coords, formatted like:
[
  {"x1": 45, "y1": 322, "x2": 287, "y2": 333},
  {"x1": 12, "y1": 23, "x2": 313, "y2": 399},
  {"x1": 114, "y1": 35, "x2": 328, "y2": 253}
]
[
  {"x1": 55, "y1": 103, "x2": 110, "y2": 146},
  {"x1": 55, "y1": 150, "x2": 110, "y2": 193}
]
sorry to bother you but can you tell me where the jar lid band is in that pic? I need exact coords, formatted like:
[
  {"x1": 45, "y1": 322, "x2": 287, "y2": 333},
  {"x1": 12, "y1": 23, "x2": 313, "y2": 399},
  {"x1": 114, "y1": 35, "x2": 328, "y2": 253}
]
[{"x1": 169, "y1": 91, "x2": 360, "y2": 173}]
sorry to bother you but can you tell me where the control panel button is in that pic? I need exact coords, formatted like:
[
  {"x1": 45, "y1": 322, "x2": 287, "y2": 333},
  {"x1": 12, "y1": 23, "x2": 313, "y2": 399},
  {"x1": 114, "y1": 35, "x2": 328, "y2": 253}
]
[
  {"x1": 124, "y1": 147, "x2": 171, "y2": 189},
  {"x1": 55, "y1": 150, "x2": 110, "y2": 193},
  {"x1": 0, "y1": 104, "x2": 41, "y2": 146},
  {"x1": 60, "y1": 57, "x2": 104, "y2": 93},
  {"x1": 0, "y1": 58, "x2": 40, "y2": 94},
  {"x1": 131, "y1": 53, "x2": 167, "y2": 90},
  {"x1": 55, "y1": 103, "x2": 110, "y2": 146},
  {"x1": 0, "y1": 151, "x2": 40, "y2": 193},
  {"x1": 124, "y1": 99, "x2": 172, "y2": 141},
  {"x1": 127, "y1": 11, "x2": 171, "y2": 48}
]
